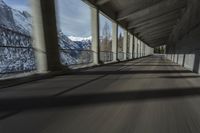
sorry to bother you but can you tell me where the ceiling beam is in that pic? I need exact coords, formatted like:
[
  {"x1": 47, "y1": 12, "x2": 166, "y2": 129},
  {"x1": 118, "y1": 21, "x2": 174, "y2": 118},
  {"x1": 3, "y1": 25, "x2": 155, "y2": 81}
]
[
  {"x1": 128, "y1": 13, "x2": 180, "y2": 30},
  {"x1": 139, "y1": 28, "x2": 173, "y2": 36},
  {"x1": 143, "y1": 33, "x2": 170, "y2": 39},
  {"x1": 149, "y1": 39, "x2": 168, "y2": 45},
  {"x1": 117, "y1": 0, "x2": 163, "y2": 21},
  {"x1": 96, "y1": 0, "x2": 110, "y2": 5},
  {"x1": 127, "y1": 8, "x2": 183, "y2": 29},
  {"x1": 117, "y1": 0, "x2": 186, "y2": 21},
  {"x1": 148, "y1": 38, "x2": 169, "y2": 46},
  {"x1": 150, "y1": 42, "x2": 167, "y2": 47},
  {"x1": 134, "y1": 20, "x2": 176, "y2": 32},
  {"x1": 134, "y1": 24, "x2": 174, "y2": 34},
  {"x1": 144, "y1": 34, "x2": 169, "y2": 41},
  {"x1": 141, "y1": 29, "x2": 172, "y2": 35},
  {"x1": 147, "y1": 38, "x2": 169, "y2": 44}
]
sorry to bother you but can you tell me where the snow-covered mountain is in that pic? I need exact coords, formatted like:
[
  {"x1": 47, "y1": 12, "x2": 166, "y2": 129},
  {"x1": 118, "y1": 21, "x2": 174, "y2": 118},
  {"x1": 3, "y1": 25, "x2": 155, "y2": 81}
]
[
  {"x1": 0, "y1": 0, "x2": 92, "y2": 75},
  {"x1": 0, "y1": 0, "x2": 31, "y2": 35},
  {"x1": 0, "y1": 0, "x2": 91, "y2": 48},
  {"x1": 68, "y1": 36, "x2": 92, "y2": 42}
]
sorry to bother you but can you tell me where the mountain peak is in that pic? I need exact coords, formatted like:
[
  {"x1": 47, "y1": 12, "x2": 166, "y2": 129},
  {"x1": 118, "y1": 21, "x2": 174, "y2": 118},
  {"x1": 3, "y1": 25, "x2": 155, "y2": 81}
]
[
  {"x1": 68, "y1": 36, "x2": 92, "y2": 42},
  {"x1": 0, "y1": 0, "x2": 6, "y2": 6}
]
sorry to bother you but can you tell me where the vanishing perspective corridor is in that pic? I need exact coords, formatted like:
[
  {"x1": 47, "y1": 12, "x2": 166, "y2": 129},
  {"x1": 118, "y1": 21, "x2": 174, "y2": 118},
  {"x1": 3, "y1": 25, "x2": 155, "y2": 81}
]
[{"x1": 1, "y1": 55, "x2": 200, "y2": 133}]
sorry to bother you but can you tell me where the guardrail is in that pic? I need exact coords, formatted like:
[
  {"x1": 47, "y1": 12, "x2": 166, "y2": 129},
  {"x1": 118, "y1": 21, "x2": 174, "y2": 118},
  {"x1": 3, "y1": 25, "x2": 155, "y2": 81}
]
[
  {"x1": 118, "y1": 52, "x2": 125, "y2": 61},
  {"x1": 60, "y1": 49, "x2": 94, "y2": 65},
  {"x1": 100, "y1": 51, "x2": 113, "y2": 62}
]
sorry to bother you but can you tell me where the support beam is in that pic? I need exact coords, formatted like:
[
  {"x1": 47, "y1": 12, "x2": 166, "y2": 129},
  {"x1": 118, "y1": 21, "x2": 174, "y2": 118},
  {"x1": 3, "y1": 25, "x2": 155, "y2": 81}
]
[
  {"x1": 134, "y1": 36, "x2": 138, "y2": 58},
  {"x1": 128, "y1": 10, "x2": 181, "y2": 29},
  {"x1": 141, "y1": 41, "x2": 144, "y2": 57},
  {"x1": 148, "y1": 40, "x2": 168, "y2": 47},
  {"x1": 91, "y1": 7, "x2": 100, "y2": 65},
  {"x1": 144, "y1": 34, "x2": 169, "y2": 41},
  {"x1": 31, "y1": 0, "x2": 63, "y2": 73},
  {"x1": 112, "y1": 22, "x2": 118, "y2": 62},
  {"x1": 129, "y1": 17, "x2": 178, "y2": 30},
  {"x1": 117, "y1": 0, "x2": 186, "y2": 21},
  {"x1": 139, "y1": 28, "x2": 173, "y2": 36},
  {"x1": 118, "y1": 0, "x2": 163, "y2": 21},
  {"x1": 123, "y1": 30, "x2": 128, "y2": 60},
  {"x1": 141, "y1": 30, "x2": 172, "y2": 37},
  {"x1": 147, "y1": 36, "x2": 169, "y2": 42},
  {"x1": 133, "y1": 20, "x2": 177, "y2": 32},
  {"x1": 96, "y1": 0, "x2": 110, "y2": 5},
  {"x1": 147, "y1": 36, "x2": 169, "y2": 43},
  {"x1": 129, "y1": 34, "x2": 134, "y2": 59},
  {"x1": 136, "y1": 27, "x2": 173, "y2": 38},
  {"x1": 139, "y1": 40, "x2": 142, "y2": 57},
  {"x1": 134, "y1": 22, "x2": 175, "y2": 33}
]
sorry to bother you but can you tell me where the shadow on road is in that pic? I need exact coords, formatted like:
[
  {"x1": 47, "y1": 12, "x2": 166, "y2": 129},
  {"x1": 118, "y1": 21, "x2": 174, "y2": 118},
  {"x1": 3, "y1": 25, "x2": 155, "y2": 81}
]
[{"x1": 1, "y1": 87, "x2": 200, "y2": 113}]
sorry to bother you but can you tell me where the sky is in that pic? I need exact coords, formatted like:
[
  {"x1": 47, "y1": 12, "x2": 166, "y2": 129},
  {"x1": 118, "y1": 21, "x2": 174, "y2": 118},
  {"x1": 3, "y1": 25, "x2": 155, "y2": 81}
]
[
  {"x1": 4, "y1": 0, "x2": 30, "y2": 12},
  {"x1": 56, "y1": 0, "x2": 92, "y2": 37},
  {"x1": 99, "y1": 13, "x2": 112, "y2": 37},
  {"x1": 4, "y1": 0, "x2": 115, "y2": 38}
]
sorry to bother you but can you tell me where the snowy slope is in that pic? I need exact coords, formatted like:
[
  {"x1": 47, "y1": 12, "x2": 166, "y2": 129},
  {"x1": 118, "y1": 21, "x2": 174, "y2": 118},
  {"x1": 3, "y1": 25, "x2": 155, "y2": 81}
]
[
  {"x1": 68, "y1": 36, "x2": 92, "y2": 42},
  {"x1": 0, "y1": 0, "x2": 92, "y2": 72},
  {"x1": 12, "y1": 9, "x2": 32, "y2": 35}
]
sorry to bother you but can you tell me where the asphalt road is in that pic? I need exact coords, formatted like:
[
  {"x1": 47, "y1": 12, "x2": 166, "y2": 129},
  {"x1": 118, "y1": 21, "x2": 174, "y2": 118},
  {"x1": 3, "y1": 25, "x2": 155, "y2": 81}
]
[{"x1": 1, "y1": 55, "x2": 200, "y2": 133}]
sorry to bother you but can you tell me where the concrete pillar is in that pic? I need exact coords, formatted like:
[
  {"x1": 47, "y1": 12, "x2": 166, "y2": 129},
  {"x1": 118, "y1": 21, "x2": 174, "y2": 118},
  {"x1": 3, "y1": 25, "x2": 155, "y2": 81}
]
[
  {"x1": 193, "y1": 52, "x2": 200, "y2": 73},
  {"x1": 91, "y1": 7, "x2": 100, "y2": 65},
  {"x1": 141, "y1": 42, "x2": 143, "y2": 57},
  {"x1": 141, "y1": 42, "x2": 144, "y2": 57},
  {"x1": 112, "y1": 22, "x2": 118, "y2": 62},
  {"x1": 137, "y1": 39, "x2": 140, "y2": 58},
  {"x1": 182, "y1": 54, "x2": 186, "y2": 67},
  {"x1": 134, "y1": 36, "x2": 138, "y2": 58},
  {"x1": 137, "y1": 40, "x2": 140, "y2": 58},
  {"x1": 177, "y1": 54, "x2": 179, "y2": 63},
  {"x1": 140, "y1": 41, "x2": 142, "y2": 57},
  {"x1": 123, "y1": 30, "x2": 128, "y2": 60},
  {"x1": 129, "y1": 34, "x2": 134, "y2": 59},
  {"x1": 31, "y1": 0, "x2": 63, "y2": 73},
  {"x1": 139, "y1": 40, "x2": 142, "y2": 58}
]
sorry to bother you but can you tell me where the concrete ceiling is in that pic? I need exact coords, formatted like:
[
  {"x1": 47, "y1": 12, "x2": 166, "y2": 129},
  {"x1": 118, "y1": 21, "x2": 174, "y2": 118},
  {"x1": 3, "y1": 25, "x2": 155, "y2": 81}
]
[{"x1": 83, "y1": 0, "x2": 187, "y2": 47}]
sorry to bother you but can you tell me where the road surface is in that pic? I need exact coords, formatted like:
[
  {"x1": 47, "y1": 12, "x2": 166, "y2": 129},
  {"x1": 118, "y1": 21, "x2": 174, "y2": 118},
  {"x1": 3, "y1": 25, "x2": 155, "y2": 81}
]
[{"x1": 1, "y1": 55, "x2": 200, "y2": 133}]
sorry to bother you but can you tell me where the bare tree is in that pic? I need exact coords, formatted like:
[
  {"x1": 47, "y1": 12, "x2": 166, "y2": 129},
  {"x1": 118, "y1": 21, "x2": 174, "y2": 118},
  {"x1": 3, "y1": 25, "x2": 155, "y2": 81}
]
[
  {"x1": 118, "y1": 32, "x2": 123, "y2": 52},
  {"x1": 101, "y1": 22, "x2": 111, "y2": 51}
]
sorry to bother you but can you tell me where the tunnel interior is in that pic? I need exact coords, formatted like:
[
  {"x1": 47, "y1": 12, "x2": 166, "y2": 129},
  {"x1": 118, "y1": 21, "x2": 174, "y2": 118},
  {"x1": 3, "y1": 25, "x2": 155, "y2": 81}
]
[{"x1": 0, "y1": 0, "x2": 200, "y2": 133}]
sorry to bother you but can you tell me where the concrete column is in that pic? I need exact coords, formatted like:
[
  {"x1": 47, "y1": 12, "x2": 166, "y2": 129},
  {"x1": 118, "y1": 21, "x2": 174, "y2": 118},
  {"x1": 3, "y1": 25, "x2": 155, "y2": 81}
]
[
  {"x1": 137, "y1": 39, "x2": 140, "y2": 58},
  {"x1": 182, "y1": 54, "x2": 186, "y2": 67},
  {"x1": 112, "y1": 22, "x2": 118, "y2": 62},
  {"x1": 91, "y1": 7, "x2": 100, "y2": 65},
  {"x1": 140, "y1": 40, "x2": 142, "y2": 58},
  {"x1": 31, "y1": 0, "x2": 63, "y2": 73},
  {"x1": 137, "y1": 40, "x2": 140, "y2": 58},
  {"x1": 123, "y1": 30, "x2": 128, "y2": 60},
  {"x1": 141, "y1": 42, "x2": 144, "y2": 57},
  {"x1": 129, "y1": 34, "x2": 134, "y2": 59},
  {"x1": 177, "y1": 54, "x2": 180, "y2": 64},
  {"x1": 141, "y1": 42, "x2": 143, "y2": 57},
  {"x1": 139, "y1": 40, "x2": 142, "y2": 58},
  {"x1": 193, "y1": 52, "x2": 200, "y2": 73},
  {"x1": 134, "y1": 36, "x2": 138, "y2": 58}
]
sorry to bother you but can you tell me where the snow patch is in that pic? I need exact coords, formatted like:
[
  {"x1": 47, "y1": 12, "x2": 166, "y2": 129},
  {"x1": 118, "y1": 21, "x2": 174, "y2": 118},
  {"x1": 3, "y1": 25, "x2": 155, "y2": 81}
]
[
  {"x1": 12, "y1": 8, "x2": 32, "y2": 34},
  {"x1": 68, "y1": 36, "x2": 92, "y2": 42}
]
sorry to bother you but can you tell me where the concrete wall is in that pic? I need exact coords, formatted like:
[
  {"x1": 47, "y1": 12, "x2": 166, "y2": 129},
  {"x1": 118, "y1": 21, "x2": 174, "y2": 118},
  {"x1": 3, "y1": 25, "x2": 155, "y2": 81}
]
[{"x1": 166, "y1": 0, "x2": 200, "y2": 73}]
